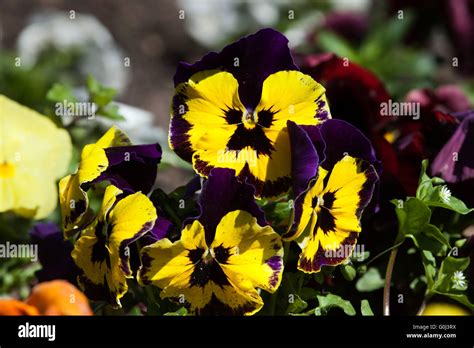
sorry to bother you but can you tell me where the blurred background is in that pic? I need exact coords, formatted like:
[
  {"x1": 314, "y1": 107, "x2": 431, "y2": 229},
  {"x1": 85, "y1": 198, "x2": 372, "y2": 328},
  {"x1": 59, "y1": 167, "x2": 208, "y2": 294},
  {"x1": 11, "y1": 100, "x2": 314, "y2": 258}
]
[{"x1": 1, "y1": 0, "x2": 473, "y2": 192}]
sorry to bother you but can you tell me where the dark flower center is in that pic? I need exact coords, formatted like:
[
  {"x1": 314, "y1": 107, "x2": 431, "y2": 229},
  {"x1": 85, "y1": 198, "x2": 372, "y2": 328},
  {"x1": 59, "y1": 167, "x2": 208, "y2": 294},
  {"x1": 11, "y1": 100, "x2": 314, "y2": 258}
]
[
  {"x1": 222, "y1": 107, "x2": 278, "y2": 157},
  {"x1": 313, "y1": 191, "x2": 337, "y2": 235},
  {"x1": 187, "y1": 245, "x2": 232, "y2": 288}
]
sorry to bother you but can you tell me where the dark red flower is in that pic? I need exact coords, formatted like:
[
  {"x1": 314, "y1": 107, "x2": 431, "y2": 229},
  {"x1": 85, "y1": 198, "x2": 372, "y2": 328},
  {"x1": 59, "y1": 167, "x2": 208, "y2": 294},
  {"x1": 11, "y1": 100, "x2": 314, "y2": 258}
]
[
  {"x1": 296, "y1": 53, "x2": 400, "y2": 197},
  {"x1": 323, "y1": 11, "x2": 369, "y2": 45}
]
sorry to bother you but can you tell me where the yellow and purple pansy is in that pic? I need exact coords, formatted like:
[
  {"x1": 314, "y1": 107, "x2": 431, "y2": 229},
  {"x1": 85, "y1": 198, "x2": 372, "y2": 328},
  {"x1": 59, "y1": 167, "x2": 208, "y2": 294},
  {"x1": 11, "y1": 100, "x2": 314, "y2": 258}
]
[
  {"x1": 138, "y1": 168, "x2": 284, "y2": 315},
  {"x1": 72, "y1": 184, "x2": 157, "y2": 307},
  {"x1": 169, "y1": 28, "x2": 331, "y2": 198},
  {"x1": 59, "y1": 126, "x2": 161, "y2": 237},
  {"x1": 284, "y1": 119, "x2": 379, "y2": 273}
]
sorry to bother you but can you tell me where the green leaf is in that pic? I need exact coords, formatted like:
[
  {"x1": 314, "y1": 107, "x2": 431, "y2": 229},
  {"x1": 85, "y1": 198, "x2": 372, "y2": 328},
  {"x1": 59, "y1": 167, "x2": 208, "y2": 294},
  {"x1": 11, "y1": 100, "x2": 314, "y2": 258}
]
[
  {"x1": 317, "y1": 31, "x2": 360, "y2": 63},
  {"x1": 421, "y1": 250, "x2": 436, "y2": 288},
  {"x1": 393, "y1": 197, "x2": 431, "y2": 241},
  {"x1": 314, "y1": 272, "x2": 325, "y2": 284},
  {"x1": 299, "y1": 287, "x2": 318, "y2": 301},
  {"x1": 360, "y1": 299, "x2": 374, "y2": 316},
  {"x1": 432, "y1": 256, "x2": 469, "y2": 293},
  {"x1": 416, "y1": 159, "x2": 434, "y2": 199},
  {"x1": 360, "y1": 11, "x2": 414, "y2": 61},
  {"x1": 97, "y1": 104, "x2": 125, "y2": 121},
  {"x1": 286, "y1": 294, "x2": 308, "y2": 314},
  {"x1": 261, "y1": 200, "x2": 292, "y2": 228},
  {"x1": 392, "y1": 197, "x2": 452, "y2": 254},
  {"x1": 164, "y1": 307, "x2": 188, "y2": 316},
  {"x1": 314, "y1": 294, "x2": 356, "y2": 316},
  {"x1": 128, "y1": 306, "x2": 143, "y2": 316},
  {"x1": 431, "y1": 292, "x2": 474, "y2": 311},
  {"x1": 46, "y1": 83, "x2": 77, "y2": 103},
  {"x1": 87, "y1": 75, "x2": 117, "y2": 107},
  {"x1": 352, "y1": 250, "x2": 370, "y2": 263},
  {"x1": 356, "y1": 267, "x2": 385, "y2": 292},
  {"x1": 423, "y1": 255, "x2": 474, "y2": 312},
  {"x1": 455, "y1": 239, "x2": 467, "y2": 248},
  {"x1": 423, "y1": 186, "x2": 472, "y2": 214},
  {"x1": 422, "y1": 224, "x2": 450, "y2": 248},
  {"x1": 340, "y1": 264, "x2": 357, "y2": 281},
  {"x1": 406, "y1": 224, "x2": 449, "y2": 256},
  {"x1": 416, "y1": 160, "x2": 472, "y2": 214}
]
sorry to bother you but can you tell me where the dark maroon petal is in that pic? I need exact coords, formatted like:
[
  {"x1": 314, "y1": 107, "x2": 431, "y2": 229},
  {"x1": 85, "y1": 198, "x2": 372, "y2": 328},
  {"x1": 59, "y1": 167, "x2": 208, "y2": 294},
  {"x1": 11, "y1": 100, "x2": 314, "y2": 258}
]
[
  {"x1": 405, "y1": 85, "x2": 471, "y2": 114},
  {"x1": 434, "y1": 85, "x2": 471, "y2": 113},
  {"x1": 298, "y1": 53, "x2": 391, "y2": 135},
  {"x1": 323, "y1": 11, "x2": 369, "y2": 45},
  {"x1": 29, "y1": 223, "x2": 79, "y2": 283},
  {"x1": 93, "y1": 143, "x2": 162, "y2": 194},
  {"x1": 174, "y1": 28, "x2": 297, "y2": 110},
  {"x1": 432, "y1": 112, "x2": 474, "y2": 183},
  {"x1": 197, "y1": 168, "x2": 267, "y2": 244}
]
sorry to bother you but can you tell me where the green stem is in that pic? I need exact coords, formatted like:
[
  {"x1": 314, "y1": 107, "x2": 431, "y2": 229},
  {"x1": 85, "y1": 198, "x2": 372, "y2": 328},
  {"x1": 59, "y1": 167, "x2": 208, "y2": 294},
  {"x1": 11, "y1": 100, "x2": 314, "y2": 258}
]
[
  {"x1": 383, "y1": 248, "x2": 399, "y2": 316},
  {"x1": 145, "y1": 286, "x2": 159, "y2": 307},
  {"x1": 365, "y1": 239, "x2": 404, "y2": 267},
  {"x1": 416, "y1": 299, "x2": 427, "y2": 316},
  {"x1": 283, "y1": 241, "x2": 290, "y2": 264},
  {"x1": 267, "y1": 291, "x2": 278, "y2": 315}
]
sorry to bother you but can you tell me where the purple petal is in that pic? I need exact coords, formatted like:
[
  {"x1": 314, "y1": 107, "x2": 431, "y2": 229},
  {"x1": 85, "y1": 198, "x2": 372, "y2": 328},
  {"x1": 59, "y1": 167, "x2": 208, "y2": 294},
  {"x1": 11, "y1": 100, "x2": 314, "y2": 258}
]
[
  {"x1": 141, "y1": 217, "x2": 173, "y2": 246},
  {"x1": 29, "y1": 223, "x2": 79, "y2": 283},
  {"x1": 197, "y1": 168, "x2": 267, "y2": 244},
  {"x1": 317, "y1": 119, "x2": 377, "y2": 170},
  {"x1": 266, "y1": 255, "x2": 283, "y2": 288},
  {"x1": 174, "y1": 28, "x2": 297, "y2": 110},
  {"x1": 184, "y1": 175, "x2": 202, "y2": 198},
  {"x1": 93, "y1": 143, "x2": 162, "y2": 194},
  {"x1": 287, "y1": 120, "x2": 320, "y2": 198},
  {"x1": 432, "y1": 112, "x2": 474, "y2": 183}
]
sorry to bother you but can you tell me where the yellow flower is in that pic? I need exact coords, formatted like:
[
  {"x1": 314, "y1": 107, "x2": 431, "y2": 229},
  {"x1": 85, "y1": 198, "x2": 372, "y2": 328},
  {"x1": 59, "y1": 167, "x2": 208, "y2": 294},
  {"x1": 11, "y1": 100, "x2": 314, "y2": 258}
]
[
  {"x1": 0, "y1": 95, "x2": 72, "y2": 219},
  {"x1": 421, "y1": 302, "x2": 470, "y2": 316},
  {"x1": 139, "y1": 210, "x2": 284, "y2": 315}
]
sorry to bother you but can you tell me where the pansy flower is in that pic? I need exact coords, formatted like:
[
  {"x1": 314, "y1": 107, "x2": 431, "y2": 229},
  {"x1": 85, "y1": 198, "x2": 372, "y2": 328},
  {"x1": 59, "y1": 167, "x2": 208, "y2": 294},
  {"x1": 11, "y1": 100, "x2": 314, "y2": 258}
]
[
  {"x1": 284, "y1": 119, "x2": 378, "y2": 273},
  {"x1": 0, "y1": 95, "x2": 72, "y2": 219},
  {"x1": 169, "y1": 28, "x2": 331, "y2": 198},
  {"x1": 59, "y1": 126, "x2": 161, "y2": 237},
  {"x1": 139, "y1": 168, "x2": 284, "y2": 315},
  {"x1": 72, "y1": 184, "x2": 157, "y2": 307}
]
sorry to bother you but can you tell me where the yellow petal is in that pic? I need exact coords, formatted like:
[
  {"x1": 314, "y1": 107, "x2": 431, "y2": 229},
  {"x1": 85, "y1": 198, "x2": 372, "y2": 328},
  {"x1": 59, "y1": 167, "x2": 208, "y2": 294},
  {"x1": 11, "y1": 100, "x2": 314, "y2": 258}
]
[
  {"x1": 59, "y1": 174, "x2": 88, "y2": 237},
  {"x1": 138, "y1": 220, "x2": 207, "y2": 289},
  {"x1": 72, "y1": 185, "x2": 156, "y2": 307},
  {"x1": 297, "y1": 156, "x2": 376, "y2": 273},
  {"x1": 212, "y1": 210, "x2": 284, "y2": 293},
  {"x1": 0, "y1": 95, "x2": 72, "y2": 219}
]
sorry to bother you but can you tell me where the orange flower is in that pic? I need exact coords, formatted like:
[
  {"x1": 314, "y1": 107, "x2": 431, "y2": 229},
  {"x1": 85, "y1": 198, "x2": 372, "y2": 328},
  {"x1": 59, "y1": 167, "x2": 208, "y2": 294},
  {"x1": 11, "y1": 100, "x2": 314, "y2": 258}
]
[
  {"x1": 0, "y1": 299, "x2": 39, "y2": 315},
  {"x1": 26, "y1": 280, "x2": 93, "y2": 315}
]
